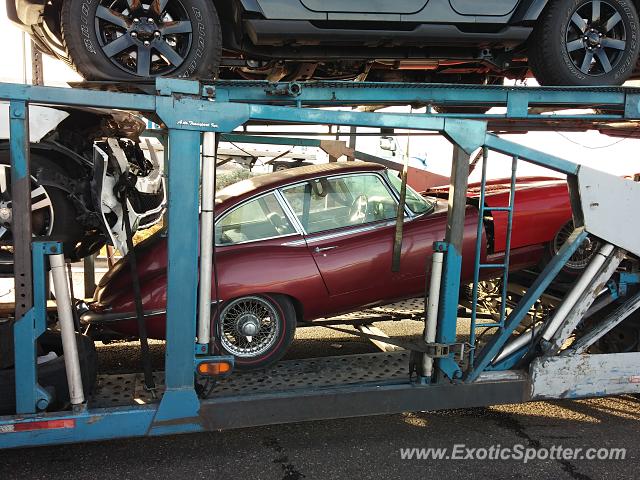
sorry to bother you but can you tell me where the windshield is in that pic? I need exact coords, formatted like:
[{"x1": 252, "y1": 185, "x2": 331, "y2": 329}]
[{"x1": 386, "y1": 172, "x2": 435, "y2": 215}]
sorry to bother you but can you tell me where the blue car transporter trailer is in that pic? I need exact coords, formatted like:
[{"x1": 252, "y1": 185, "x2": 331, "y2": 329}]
[{"x1": 2, "y1": 80, "x2": 640, "y2": 448}]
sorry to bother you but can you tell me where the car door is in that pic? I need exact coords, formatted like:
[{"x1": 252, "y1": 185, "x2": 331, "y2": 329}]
[
  {"x1": 299, "y1": 0, "x2": 429, "y2": 15},
  {"x1": 280, "y1": 173, "x2": 400, "y2": 308},
  {"x1": 214, "y1": 191, "x2": 329, "y2": 315}
]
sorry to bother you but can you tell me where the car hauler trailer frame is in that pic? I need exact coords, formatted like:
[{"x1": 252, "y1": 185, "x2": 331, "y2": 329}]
[{"x1": 2, "y1": 80, "x2": 640, "y2": 448}]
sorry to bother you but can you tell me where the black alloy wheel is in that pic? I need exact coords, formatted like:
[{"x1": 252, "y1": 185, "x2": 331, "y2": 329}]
[
  {"x1": 95, "y1": 0, "x2": 193, "y2": 77},
  {"x1": 60, "y1": 0, "x2": 221, "y2": 80},
  {"x1": 529, "y1": 0, "x2": 640, "y2": 86},
  {"x1": 565, "y1": 1, "x2": 630, "y2": 77}
]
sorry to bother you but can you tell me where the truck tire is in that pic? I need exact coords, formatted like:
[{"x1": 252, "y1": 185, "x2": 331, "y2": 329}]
[
  {"x1": 529, "y1": 0, "x2": 640, "y2": 86},
  {"x1": 60, "y1": 0, "x2": 221, "y2": 81}
]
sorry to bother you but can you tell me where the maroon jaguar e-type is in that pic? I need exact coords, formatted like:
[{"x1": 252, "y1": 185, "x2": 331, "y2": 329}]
[{"x1": 85, "y1": 162, "x2": 585, "y2": 369}]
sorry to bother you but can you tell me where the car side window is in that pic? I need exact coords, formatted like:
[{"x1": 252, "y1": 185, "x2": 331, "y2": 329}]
[
  {"x1": 281, "y1": 174, "x2": 398, "y2": 235},
  {"x1": 216, "y1": 193, "x2": 297, "y2": 245}
]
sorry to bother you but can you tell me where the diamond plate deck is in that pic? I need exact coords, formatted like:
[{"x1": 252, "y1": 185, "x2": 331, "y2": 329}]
[{"x1": 92, "y1": 351, "x2": 411, "y2": 408}]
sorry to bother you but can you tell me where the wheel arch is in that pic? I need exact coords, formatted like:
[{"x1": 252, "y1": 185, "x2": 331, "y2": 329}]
[
  {"x1": 513, "y1": 0, "x2": 640, "y2": 25},
  {"x1": 261, "y1": 292, "x2": 304, "y2": 323},
  {"x1": 0, "y1": 140, "x2": 88, "y2": 181}
]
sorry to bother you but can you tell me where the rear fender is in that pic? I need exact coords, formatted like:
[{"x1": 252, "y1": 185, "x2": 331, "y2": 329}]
[{"x1": 486, "y1": 182, "x2": 572, "y2": 253}]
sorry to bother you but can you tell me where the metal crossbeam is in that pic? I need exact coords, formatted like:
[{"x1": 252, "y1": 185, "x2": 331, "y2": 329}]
[{"x1": 212, "y1": 81, "x2": 640, "y2": 116}]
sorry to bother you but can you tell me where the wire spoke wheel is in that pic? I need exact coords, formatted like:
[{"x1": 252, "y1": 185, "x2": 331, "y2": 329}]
[
  {"x1": 566, "y1": 0, "x2": 628, "y2": 76},
  {"x1": 95, "y1": 0, "x2": 192, "y2": 77},
  {"x1": 553, "y1": 221, "x2": 601, "y2": 270},
  {"x1": 219, "y1": 296, "x2": 282, "y2": 359}
]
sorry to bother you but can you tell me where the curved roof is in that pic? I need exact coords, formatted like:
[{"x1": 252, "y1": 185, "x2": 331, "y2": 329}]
[{"x1": 215, "y1": 161, "x2": 386, "y2": 210}]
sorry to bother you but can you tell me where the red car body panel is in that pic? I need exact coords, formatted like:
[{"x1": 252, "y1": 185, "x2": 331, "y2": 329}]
[
  {"x1": 428, "y1": 176, "x2": 571, "y2": 252},
  {"x1": 470, "y1": 177, "x2": 571, "y2": 253},
  {"x1": 92, "y1": 164, "x2": 572, "y2": 339}
]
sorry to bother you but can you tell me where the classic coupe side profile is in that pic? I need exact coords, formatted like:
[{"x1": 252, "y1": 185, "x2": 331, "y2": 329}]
[
  {"x1": 84, "y1": 162, "x2": 590, "y2": 369},
  {"x1": 7, "y1": 0, "x2": 640, "y2": 87}
]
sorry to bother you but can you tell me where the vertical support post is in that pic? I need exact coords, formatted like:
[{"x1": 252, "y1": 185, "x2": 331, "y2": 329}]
[
  {"x1": 31, "y1": 42, "x2": 44, "y2": 86},
  {"x1": 348, "y1": 125, "x2": 357, "y2": 151},
  {"x1": 10, "y1": 99, "x2": 40, "y2": 412},
  {"x1": 163, "y1": 128, "x2": 202, "y2": 390},
  {"x1": 152, "y1": 127, "x2": 203, "y2": 435},
  {"x1": 14, "y1": 243, "x2": 56, "y2": 414},
  {"x1": 435, "y1": 145, "x2": 470, "y2": 381},
  {"x1": 10, "y1": 101, "x2": 32, "y2": 322}
]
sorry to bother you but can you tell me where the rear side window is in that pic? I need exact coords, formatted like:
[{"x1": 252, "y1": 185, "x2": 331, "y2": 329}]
[
  {"x1": 281, "y1": 174, "x2": 398, "y2": 235},
  {"x1": 216, "y1": 193, "x2": 296, "y2": 245}
]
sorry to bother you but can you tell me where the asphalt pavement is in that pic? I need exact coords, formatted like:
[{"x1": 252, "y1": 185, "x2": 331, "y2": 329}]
[{"x1": 2, "y1": 321, "x2": 639, "y2": 480}]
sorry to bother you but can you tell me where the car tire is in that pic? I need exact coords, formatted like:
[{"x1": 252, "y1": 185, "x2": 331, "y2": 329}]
[
  {"x1": 529, "y1": 0, "x2": 640, "y2": 86},
  {"x1": 215, "y1": 294, "x2": 297, "y2": 371},
  {"x1": 60, "y1": 0, "x2": 221, "y2": 81},
  {"x1": 0, "y1": 330, "x2": 97, "y2": 414},
  {"x1": 542, "y1": 220, "x2": 601, "y2": 283},
  {"x1": 0, "y1": 151, "x2": 84, "y2": 273}
]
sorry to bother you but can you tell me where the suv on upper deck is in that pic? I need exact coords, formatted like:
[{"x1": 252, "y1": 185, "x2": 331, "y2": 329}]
[{"x1": 7, "y1": 1, "x2": 640, "y2": 86}]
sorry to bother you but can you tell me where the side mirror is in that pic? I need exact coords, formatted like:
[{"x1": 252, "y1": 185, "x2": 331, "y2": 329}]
[{"x1": 379, "y1": 136, "x2": 397, "y2": 153}]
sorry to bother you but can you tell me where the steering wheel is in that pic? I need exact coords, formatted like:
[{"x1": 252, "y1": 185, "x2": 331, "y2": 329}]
[
  {"x1": 267, "y1": 212, "x2": 288, "y2": 235},
  {"x1": 348, "y1": 195, "x2": 369, "y2": 224}
]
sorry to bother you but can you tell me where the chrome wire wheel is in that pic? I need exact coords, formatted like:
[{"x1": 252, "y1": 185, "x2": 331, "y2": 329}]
[
  {"x1": 565, "y1": 0, "x2": 628, "y2": 76},
  {"x1": 219, "y1": 296, "x2": 281, "y2": 359},
  {"x1": 553, "y1": 221, "x2": 601, "y2": 270},
  {"x1": 95, "y1": 0, "x2": 193, "y2": 77}
]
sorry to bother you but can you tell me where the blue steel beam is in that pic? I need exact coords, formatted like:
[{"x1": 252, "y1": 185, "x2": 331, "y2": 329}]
[
  {"x1": 13, "y1": 244, "x2": 61, "y2": 413},
  {"x1": 0, "y1": 83, "x2": 156, "y2": 111},
  {"x1": 151, "y1": 128, "x2": 203, "y2": 434},
  {"x1": 484, "y1": 134, "x2": 580, "y2": 176},
  {"x1": 466, "y1": 228, "x2": 590, "y2": 382},
  {"x1": 0, "y1": 80, "x2": 637, "y2": 121},
  {"x1": 0, "y1": 406, "x2": 157, "y2": 448},
  {"x1": 212, "y1": 81, "x2": 640, "y2": 115}
]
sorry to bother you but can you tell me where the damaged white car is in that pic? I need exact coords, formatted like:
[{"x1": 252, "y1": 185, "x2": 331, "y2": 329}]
[{"x1": 0, "y1": 104, "x2": 165, "y2": 268}]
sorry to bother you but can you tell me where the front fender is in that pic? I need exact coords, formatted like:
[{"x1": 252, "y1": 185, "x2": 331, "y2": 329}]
[{"x1": 510, "y1": 0, "x2": 548, "y2": 23}]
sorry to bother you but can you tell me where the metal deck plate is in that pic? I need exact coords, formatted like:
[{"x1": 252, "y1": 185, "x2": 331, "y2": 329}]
[
  {"x1": 92, "y1": 372, "x2": 166, "y2": 408},
  {"x1": 320, "y1": 298, "x2": 425, "y2": 324},
  {"x1": 92, "y1": 351, "x2": 411, "y2": 408}
]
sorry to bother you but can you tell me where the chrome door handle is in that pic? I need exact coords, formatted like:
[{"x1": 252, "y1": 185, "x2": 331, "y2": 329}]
[{"x1": 314, "y1": 246, "x2": 338, "y2": 253}]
